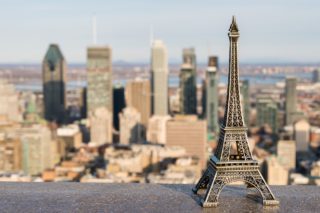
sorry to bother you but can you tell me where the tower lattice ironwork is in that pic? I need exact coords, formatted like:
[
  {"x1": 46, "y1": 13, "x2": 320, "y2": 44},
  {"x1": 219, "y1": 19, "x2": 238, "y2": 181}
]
[{"x1": 192, "y1": 16, "x2": 279, "y2": 208}]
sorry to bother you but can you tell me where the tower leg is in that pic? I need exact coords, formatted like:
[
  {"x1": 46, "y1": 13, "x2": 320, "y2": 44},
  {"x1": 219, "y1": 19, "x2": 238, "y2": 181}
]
[
  {"x1": 247, "y1": 171, "x2": 279, "y2": 206},
  {"x1": 201, "y1": 170, "x2": 224, "y2": 207},
  {"x1": 192, "y1": 169, "x2": 210, "y2": 194}
]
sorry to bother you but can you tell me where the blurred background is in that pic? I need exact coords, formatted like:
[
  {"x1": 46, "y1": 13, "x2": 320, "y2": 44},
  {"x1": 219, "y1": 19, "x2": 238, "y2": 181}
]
[{"x1": 0, "y1": 0, "x2": 319, "y2": 185}]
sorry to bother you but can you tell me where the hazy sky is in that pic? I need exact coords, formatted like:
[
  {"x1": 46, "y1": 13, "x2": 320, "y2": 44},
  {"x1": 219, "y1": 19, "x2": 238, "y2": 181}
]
[{"x1": 0, "y1": 0, "x2": 320, "y2": 64}]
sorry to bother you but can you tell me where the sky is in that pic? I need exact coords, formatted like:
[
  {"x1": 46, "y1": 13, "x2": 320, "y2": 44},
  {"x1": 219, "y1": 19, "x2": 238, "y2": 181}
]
[{"x1": 0, "y1": 0, "x2": 320, "y2": 64}]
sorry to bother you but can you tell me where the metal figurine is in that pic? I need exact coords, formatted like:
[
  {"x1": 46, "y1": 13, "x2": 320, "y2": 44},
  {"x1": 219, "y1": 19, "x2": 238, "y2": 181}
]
[{"x1": 192, "y1": 16, "x2": 279, "y2": 207}]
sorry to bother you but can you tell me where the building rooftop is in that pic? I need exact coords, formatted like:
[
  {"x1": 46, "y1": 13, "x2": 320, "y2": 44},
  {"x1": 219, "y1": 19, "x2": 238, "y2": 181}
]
[{"x1": 0, "y1": 183, "x2": 319, "y2": 212}]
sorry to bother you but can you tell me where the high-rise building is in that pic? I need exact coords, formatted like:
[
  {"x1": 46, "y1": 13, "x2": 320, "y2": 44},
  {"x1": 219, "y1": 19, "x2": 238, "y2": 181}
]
[
  {"x1": 277, "y1": 140, "x2": 296, "y2": 170},
  {"x1": 166, "y1": 115, "x2": 206, "y2": 169},
  {"x1": 57, "y1": 124, "x2": 83, "y2": 150},
  {"x1": 294, "y1": 119, "x2": 310, "y2": 152},
  {"x1": 179, "y1": 48, "x2": 197, "y2": 115},
  {"x1": 240, "y1": 80, "x2": 250, "y2": 126},
  {"x1": 285, "y1": 77, "x2": 297, "y2": 125},
  {"x1": 87, "y1": 46, "x2": 113, "y2": 143},
  {"x1": 256, "y1": 96, "x2": 278, "y2": 134},
  {"x1": 113, "y1": 85, "x2": 126, "y2": 131},
  {"x1": 312, "y1": 69, "x2": 320, "y2": 83},
  {"x1": 119, "y1": 107, "x2": 143, "y2": 145},
  {"x1": 202, "y1": 56, "x2": 219, "y2": 138},
  {"x1": 183, "y1": 48, "x2": 196, "y2": 69},
  {"x1": 0, "y1": 134, "x2": 21, "y2": 172},
  {"x1": 42, "y1": 44, "x2": 66, "y2": 123},
  {"x1": 87, "y1": 46, "x2": 112, "y2": 114},
  {"x1": 0, "y1": 80, "x2": 22, "y2": 123},
  {"x1": 126, "y1": 79, "x2": 151, "y2": 128},
  {"x1": 90, "y1": 107, "x2": 112, "y2": 145},
  {"x1": 147, "y1": 115, "x2": 171, "y2": 144},
  {"x1": 20, "y1": 125, "x2": 58, "y2": 176},
  {"x1": 151, "y1": 40, "x2": 168, "y2": 116},
  {"x1": 265, "y1": 156, "x2": 289, "y2": 185}
]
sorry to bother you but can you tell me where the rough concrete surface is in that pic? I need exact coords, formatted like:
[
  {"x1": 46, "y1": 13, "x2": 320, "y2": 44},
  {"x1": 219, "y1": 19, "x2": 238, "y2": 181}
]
[{"x1": 0, "y1": 183, "x2": 318, "y2": 212}]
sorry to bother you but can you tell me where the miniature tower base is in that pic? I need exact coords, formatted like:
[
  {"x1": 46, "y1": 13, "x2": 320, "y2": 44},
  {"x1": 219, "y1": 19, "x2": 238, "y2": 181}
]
[{"x1": 192, "y1": 157, "x2": 279, "y2": 207}]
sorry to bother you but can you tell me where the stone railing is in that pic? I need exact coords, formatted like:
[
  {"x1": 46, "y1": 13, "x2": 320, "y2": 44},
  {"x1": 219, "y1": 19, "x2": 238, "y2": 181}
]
[{"x1": 0, "y1": 183, "x2": 319, "y2": 212}]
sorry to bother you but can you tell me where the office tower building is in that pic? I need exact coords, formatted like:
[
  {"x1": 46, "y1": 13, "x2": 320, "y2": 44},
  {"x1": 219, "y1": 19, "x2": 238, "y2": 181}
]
[
  {"x1": 256, "y1": 96, "x2": 278, "y2": 134},
  {"x1": 113, "y1": 85, "x2": 126, "y2": 131},
  {"x1": 0, "y1": 80, "x2": 22, "y2": 123},
  {"x1": 202, "y1": 56, "x2": 219, "y2": 137},
  {"x1": 87, "y1": 46, "x2": 112, "y2": 114},
  {"x1": 310, "y1": 127, "x2": 320, "y2": 147},
  {"x1": 183, "y1": 48, "x2": 196, "y2": 69},
  {"x1": 151, "y1": 40, "x2": 168, "y2": 116},
  {"x1": 0, "y1": 135, "x2": 21, "y2": 172},
  {"x1": 42, "y1": 44, "x2": 66, "y2": 123},
  {"x1": 87, "y1": 46, "x2": 113, "y2": 144},
  {"x1": 20, "y1": 125, "x2": 58, "y2": 176},
  {"x1": 119, "y1": 107, "x2": 143, "y2": 145},
  {"x1": 65, "y1": 88, "x2": 86, "y2": 123},
  {"x1": 166, "y1": 115, "x2": 206, "y2": 169},
  {"x1": 126, "y1": 79, "x2": 151, "y2": 128},
  {"x1": 80, "y1": 87, "x2": 87, "y2": 119},
  {"x1": 147, "y1": 115, "x2": 171, "y2": 144},
  {"x1": 179, "y1": 48, "x2": 197, "y2": 115},
  {"x1": 265, "y1": 156, "x2": 289, "y2": 185},
  {"x1": 294, "y1": 120, "x2": 310, "y2": 152},
  {"x1": 169, "y1": 90, "x2": 180, "y2": 113},
  {"x1": 57, "y1": 124, "x2": 83, "y2": 150},
  {"x1": 277, "y1": 140, "x2": 296, "y2": 170},
  {"x1": 90, "y1": 107, "x2": 112, "y2": 145},
  {"x1": 312, "y1": 69, "x2": 320, "y2": 83},
  {"x1": 240, "y1": 80, "x2": 250, "y2": 126},
  {"x1": 285, "y1": 77, "x2": 297, "y2": 125}
]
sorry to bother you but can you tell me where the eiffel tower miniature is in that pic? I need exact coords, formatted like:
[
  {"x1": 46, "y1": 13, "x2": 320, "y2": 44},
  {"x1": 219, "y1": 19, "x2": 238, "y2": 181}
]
[{"x1": 192, "y1": 16, "x2": 279, "y2": 208}]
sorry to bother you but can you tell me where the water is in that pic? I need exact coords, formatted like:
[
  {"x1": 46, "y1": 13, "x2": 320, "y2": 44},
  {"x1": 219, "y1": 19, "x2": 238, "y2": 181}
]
[{"x1": 14, "y1": 72, "x2": 312, "y2": 92}]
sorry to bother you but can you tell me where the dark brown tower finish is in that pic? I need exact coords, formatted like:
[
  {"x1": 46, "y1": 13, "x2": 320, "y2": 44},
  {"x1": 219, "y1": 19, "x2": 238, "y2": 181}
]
[{"x1": 192, "y1": 17, "x2": 279, "y2": 207}]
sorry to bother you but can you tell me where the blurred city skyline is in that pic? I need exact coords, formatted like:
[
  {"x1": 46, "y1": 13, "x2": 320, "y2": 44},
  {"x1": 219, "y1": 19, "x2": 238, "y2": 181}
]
[{"x1": 1, "y1": 0, "x2": 320, "y2": 64}]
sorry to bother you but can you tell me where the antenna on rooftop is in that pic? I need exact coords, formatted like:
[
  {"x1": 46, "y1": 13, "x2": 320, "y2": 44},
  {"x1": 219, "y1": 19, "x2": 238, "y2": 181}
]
[
  {"x1": 150, "y1": 24, "x2": 154, "y2": 47},
  {"x1": 92, "y1": 15, "x2": 97, "y2": 45}
]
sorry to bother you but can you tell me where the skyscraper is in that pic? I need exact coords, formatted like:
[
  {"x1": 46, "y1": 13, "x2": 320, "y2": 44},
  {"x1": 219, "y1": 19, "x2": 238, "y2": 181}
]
[
  {"x1": 265, "y1": 155, "x2": 289, "y2": 185},
  {"x1": 312, "y1": 69, "x2": 320, "y2": 83},
  {"x1": 151, "y1": 40, "x2": 168, "y2": 116},
  {"x1": 119, "y1": 107, "x2": 143, "y2": 145},
  {"x1": 42, "y1": 44, "x2": 66, "y2": 123},
  {"x1": 202, "y1": 56, "x2": 219, "y2": 137},
  {"x1": 87, "y1": 46, "x2": 113, "y2": 143},
  {"x1": 183, "y1": 48, "x2": 196, "y2": 70},
  {"x1": 126, "y1": 79, "x2": 151, "y2": 128},
  {"x1": 256, "y1": 96, "x2": 278, "y2": 134},
  {"x1": 277, "y1": 140, "x2": 296, "y2": 170},
  {"x1": 147, "y1": 115, "x2": 171, "y2": 144},
  {"x1": 240, "y1": 79, "x2": 250, "y2": 126},
  {"x1": 166, "y1": 115, "x2": 207, "y2": 169},
  {"x1": 179, "y1": 48, "x2": 197, "y2": 114},
  {"x1": 294, "y1": 119, "x2": 310, "y2": 152},
  {"x1": 87, "y1": 46, "x2": 113, "y2": 114},
  {"x1": 20, "y1": 125, "x2": 58, "y2": 176},
  {"x1": 90, "y1": 107, "x2": 112, "y2": 145},
  {"x1": 285, "y1": 77, "x2": 297, "y2": 125},
  {"x1": 113, "y1": 85, "x2": 126, "y2": 131}
]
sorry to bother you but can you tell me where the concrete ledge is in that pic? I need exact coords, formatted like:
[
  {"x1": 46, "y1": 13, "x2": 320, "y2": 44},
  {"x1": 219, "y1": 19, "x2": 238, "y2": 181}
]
[{"x1": 0, "y1": 183, "x2": 319, "y2": 212}]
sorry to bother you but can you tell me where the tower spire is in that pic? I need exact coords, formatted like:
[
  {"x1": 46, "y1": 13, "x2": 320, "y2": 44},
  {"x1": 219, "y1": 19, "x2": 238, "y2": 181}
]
[{"x1": 229, "y1": 16, "x2": 239, "y2": 33}]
